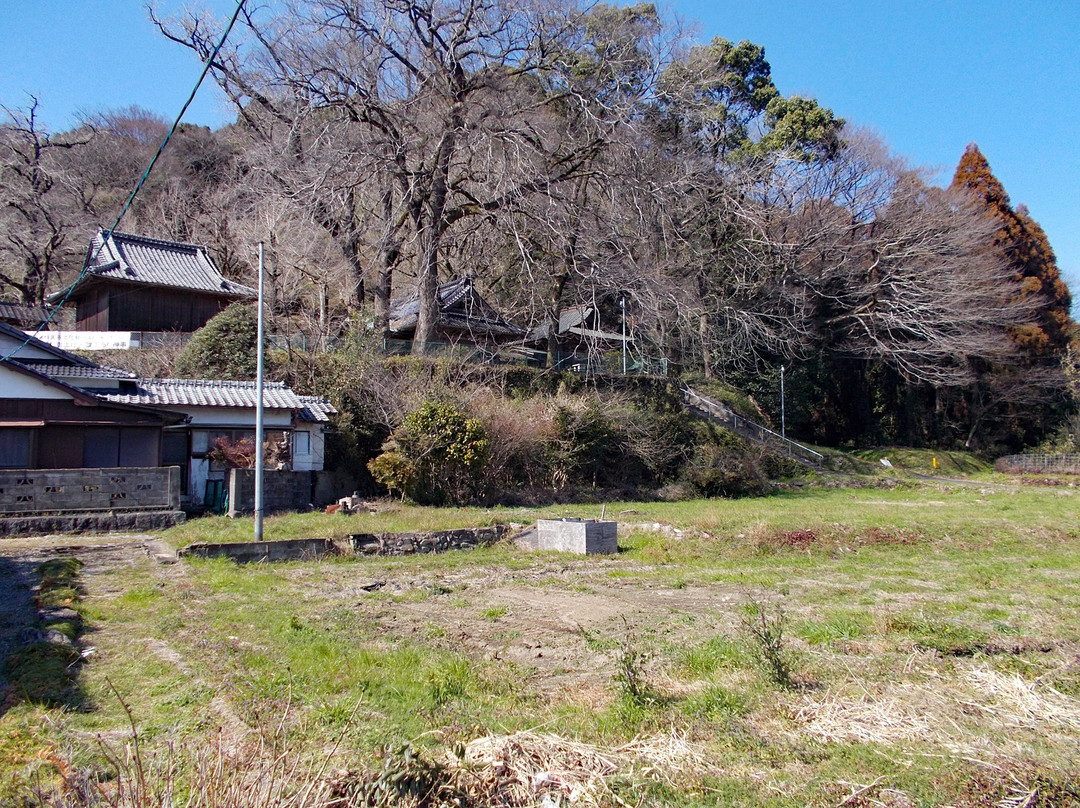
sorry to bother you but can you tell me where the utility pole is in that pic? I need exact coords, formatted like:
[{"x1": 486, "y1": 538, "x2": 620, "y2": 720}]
[
  {"x1": 621, "y1": 296, "x2": 627, "y2": 374},
  {"x1": 254, "y1": 243, "x2": 265, "y2": 542},
  {"x1": 780, "y1": 365, "x2": 786, "y2": 442}
]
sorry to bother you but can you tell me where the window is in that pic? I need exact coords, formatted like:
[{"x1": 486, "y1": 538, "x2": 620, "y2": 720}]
[
  {"x1": 0, "y1": 429, "x2": 32, "y2": 468},
  {"x1": 293, "y1": 431, "x2": 310, "y2": 456},
  {"x1": 204, "y1": 430, "x2": 290, "y2": 470},
  {"x1": 191, "y1": 430, "x2": 209, "y2": 455}
]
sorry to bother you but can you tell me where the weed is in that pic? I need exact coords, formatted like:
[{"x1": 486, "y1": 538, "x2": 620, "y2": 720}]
[
  {"x1": 1, "y1": 643, "x2": 82, "y2": 708},
  {"x1": 741, "y1": 592, "x2": 798, "y2": 689},
  {"x1": 678, "y1": 636, "x2": 742, "y2": 676},
  {"x1": 575, "y1": 625, "x2": 618, "y2": 652},
  {"x1": 427, "y1": 658, "x2": 472, "y2": 707},
  {"x1": 613, "y1": 618, "x2": 653, "y2": 707},
  {"x1": 480, "y1": 605, "x2": 508, "y2": 621},
  {"x1": 332, "y1": 742, "x2": 464, "y2": 808},
  {"x1": 796, "y1": 613, "x2": 870, "y2": 645},
  {"x1": 951, "y1": 759, "x2": 1080, "y2": 808},
  {"x1": 883, "y1": 612, "x2": 991, "y2": 656},
  {"x1": 682, "y1": 685, "x2": 749, "y2": 720}
]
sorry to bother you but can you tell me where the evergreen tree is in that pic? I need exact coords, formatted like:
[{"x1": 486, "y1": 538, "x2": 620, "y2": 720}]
[
  {"x1": 949, "y1": 144, "x2": 1077, "y2": 448},
  {"x1": 951, "y1": 143, "x2": 1074, "y2": 358},
  {"x1": 174, "y1": 303, "x2": 259, "y2": 380}
]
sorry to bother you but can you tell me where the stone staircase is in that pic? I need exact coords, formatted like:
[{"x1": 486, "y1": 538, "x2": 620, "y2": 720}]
[{"x1": 680, "y1": 385, "x2": 825, "y2": 469}]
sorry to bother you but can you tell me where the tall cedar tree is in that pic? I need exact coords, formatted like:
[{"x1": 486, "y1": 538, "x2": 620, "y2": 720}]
[{"x1": 950, "y1": 143, "x2": 1074, "y2": 357}]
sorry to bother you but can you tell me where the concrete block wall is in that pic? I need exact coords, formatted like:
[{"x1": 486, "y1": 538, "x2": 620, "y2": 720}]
[
  {"x1": 227, "y1": 469, "x2": 313, "y2": 517},
  {"x1": 0, "y1": 466, "x2": 180, "y2": 515}
]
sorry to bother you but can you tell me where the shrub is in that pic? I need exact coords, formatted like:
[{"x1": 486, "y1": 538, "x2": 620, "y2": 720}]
[
  {"x1": 741, "y1": 593, "x2": 798, "y2": 689},
  {"x1": 175, "y1": 302, "x2": 259, "y2": 380},
  {"x1": 467, "y1": 391, "x2": 556, "y2": 492},
  {"x1": 681, "y1": 431, "x2": 769, "y2": 498},
  {"x1": 367, "y1": 451, "x2": 417, "y2": 500},
  {"x1": 368, "y1": 401, "x2": 487, "y2": 505}
]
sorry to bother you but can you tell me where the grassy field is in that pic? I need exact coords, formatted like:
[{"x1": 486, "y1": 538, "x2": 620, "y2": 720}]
[{"x1": 3, "y1": 475, "x2": 1080, "y2": 806}]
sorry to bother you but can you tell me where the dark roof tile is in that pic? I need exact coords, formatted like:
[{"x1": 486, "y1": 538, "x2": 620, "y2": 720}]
[{"x1": 48, "y1": 229, "x2": 256, "y2": 303}]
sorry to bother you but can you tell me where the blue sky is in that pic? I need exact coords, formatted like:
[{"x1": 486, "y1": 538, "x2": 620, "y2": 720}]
[{"x1": 2, "y1": 1, "x2": 1077, "y2": 302}]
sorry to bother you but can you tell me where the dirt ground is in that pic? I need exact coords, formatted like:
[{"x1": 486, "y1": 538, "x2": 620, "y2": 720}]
[
  {"x1": 0, "y1": 532, "x2": 744, "y2": 705},
  {"x1": 0, "y1": 535, "x2": 161, "y2": 694}
]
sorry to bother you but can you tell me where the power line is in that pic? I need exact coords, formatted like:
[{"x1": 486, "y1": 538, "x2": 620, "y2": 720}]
[{"x1": 2, "y1": 0, "x2": 247, "y2": 362}]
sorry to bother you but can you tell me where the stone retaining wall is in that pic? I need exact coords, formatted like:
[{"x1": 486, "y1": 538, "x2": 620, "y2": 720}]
[
  {"x1": 350, "y1": 526, "x2": 505, "y2": 556},
  {"x1": 171, "y1": 526, "x2": 505, "y2": 564},
  {"x1": 1, "y1": 509, "x2": 185, "y2": 538}
]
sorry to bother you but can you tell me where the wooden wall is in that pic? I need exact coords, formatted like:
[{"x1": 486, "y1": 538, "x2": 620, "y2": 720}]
[
  {"x1": 75, "y1": 287, "x2": 110, "y2": 330},
  {"x1": 75, "y1": 283, "x2": 237, "y2": 332},
  {"x1": 1, "y1": 399, "x2": 166, "y2": 469}
]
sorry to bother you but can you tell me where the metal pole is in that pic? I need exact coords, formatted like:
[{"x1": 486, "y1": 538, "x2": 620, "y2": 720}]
[
  {"x1": 254, "y1": 243, "x2": 265, "y2": 542},
  {"x1": 621, "y1": 296, "x2": 627, "y2": 374},
  {"x1": 780, "y1": 365, "x2": 786, "y2": 442}
]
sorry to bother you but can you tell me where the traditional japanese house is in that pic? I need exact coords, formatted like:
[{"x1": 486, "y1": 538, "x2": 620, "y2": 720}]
[
  {"x1": 47, "y1": 229, "x2": 256, "y2": 333},
  {"x1": 0, "y1": 321, "x2": 183, "y2": 469},
  {"x1": 386, "y1": 277, "x2": 527, "y2": 346},
  {"x1": 97, "y1": 379, "x2": 335, "y2": 506},
  {"x1": 0, "y1": 321, "x2": 335, "y2": 507},
  {"x1": 525, "y1": 303, "x2": 632, "y2": 368}
]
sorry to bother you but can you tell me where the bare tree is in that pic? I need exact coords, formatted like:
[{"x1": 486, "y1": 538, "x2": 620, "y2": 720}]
[
  {"x1": 0, "y1": 99, "x2": 91, "y2": 304},
  {"x1": 153, "y1": 0, "x2": 607, "y2": 353}
]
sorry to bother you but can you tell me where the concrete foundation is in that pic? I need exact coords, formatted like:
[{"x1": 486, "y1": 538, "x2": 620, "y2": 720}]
[
  {"x1": 176, "y1": 526, "x2": 506, "y2": 564},
  {"x1": 180, "y1": 537, "x2": 341, "y2": 563},
  {"x1": 537, "y1": 518, "x2": 617, "y2": 554}
]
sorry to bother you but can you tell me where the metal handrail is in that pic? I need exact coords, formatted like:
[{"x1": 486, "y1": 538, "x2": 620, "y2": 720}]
[{"x1": 681, "y1": 385, "x2": 824, "y2": 464}]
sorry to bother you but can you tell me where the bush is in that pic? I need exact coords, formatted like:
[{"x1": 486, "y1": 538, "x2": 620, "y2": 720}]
[
  {"x1": 467, "y1": 391, "x2": 556, "y2": 492},
  {"x1": 680, "y1": 426, "x2": 769, "y2": 498},
  {"x1": 368, "y1": 401, "x2": 487, "y2": 505},
  {"x1": 175, "y1": 302, "x2": 259, "y2": 380}
]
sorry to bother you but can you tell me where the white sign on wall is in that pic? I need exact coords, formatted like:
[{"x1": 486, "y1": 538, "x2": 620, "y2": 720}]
[{"x1": 29, "y1": 331, "x2": 135, "y2": 350}]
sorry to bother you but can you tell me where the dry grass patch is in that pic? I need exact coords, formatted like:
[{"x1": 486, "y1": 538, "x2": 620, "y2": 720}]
[{"x1": 790, "y1": 662, "x2": 1080, "y2": 755}]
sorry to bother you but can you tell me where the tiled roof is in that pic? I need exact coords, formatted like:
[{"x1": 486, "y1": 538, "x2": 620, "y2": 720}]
[
  {"x1": 98, "y1": 378, "x2": 334, "y2": 422},
  {"x1": 14, "y1": 360, "x2": 136, "y2": 380},
  {"x1": 0, "y1": 319, "x2": 97, "y2": 366},
  {"x1": 527, "y1": 305, "x2": 591, "y2": 342},
  {"x1": 389, "y1": 277, "x2": 526, "y2": 338},
  {"x1": 48, "y1": 230, "x2": 256, "y2": 302},
  {"x1": 0, "y1": 302, "x2": 52, "y2": 326},
  {"x1": 297, "y1": 395, "x2": 335, "y2": 423}
]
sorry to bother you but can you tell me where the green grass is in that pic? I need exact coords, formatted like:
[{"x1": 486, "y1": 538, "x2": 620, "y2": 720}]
[{"x1": 4, "y1": 478, "x2": 1080, "y2": 806}]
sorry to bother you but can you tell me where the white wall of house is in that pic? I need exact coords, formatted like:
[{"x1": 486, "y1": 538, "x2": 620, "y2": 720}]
[
  {"x1": 1, "y1": 333, "x2": 62, "y2": 360},
  {"x1": 291, "y1": 426, "x2": 326, "y2": 472},
  {"x1": 181, "y1": 406, "x2": 295, "y2": 429},
  {"x1": 0, "y1": 367, "x2": 72, "y2": 399}
]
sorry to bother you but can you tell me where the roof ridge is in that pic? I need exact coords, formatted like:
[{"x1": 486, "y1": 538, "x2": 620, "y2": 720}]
[
  {"x1": 149, "y1": 377, "x2": 287, "y2": 388},
  {"x1": 101, "y1": 228, "x2": 208, "y2": 253}
]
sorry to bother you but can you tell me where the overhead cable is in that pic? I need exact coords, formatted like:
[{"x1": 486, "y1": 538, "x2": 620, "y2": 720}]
[{"x1": 2, "y1": 0, "x2": 247, "y2": 361}]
